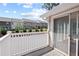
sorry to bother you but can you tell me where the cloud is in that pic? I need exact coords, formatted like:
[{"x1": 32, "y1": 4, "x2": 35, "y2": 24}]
[
  {"x1": 21, "y1": 8, "x2": 47, "y2": 21},
  {"x1": 17, "y1": 3, "x2": 22, "y2": 6},
  {"x1": 23, "y1": 5, "x2": 32, "y2": 8},
  {"x1": 17, "y1": 3, "x2": 33, "y2": 8},
  {"x1": 21, "y1": 9, "x2": 47, "y2": 17},
  {"x1": 13, "y1": 11, "x2": 16, "y2": 13},
  {"x1": 5, "y1": 10, "x2": 9, "y2": 13},
  {"x1": 21, "y1": 13, "x2": 26, "y2": 16},
  {"x1": 2, "y1": 3, "x2": 7, "y2": 6},
  {"x1": 22, "y1": 3, "x2": 32, "y2": 8},
  {"x1": 25, "y1": 3, "x2": 32, "y2": 6},
  {"x1": 5, "y1": 10, "x2": 17, "y2": 14},
  {"x1": 32, "y1": 8, "x2": 47, "y2": 16}
]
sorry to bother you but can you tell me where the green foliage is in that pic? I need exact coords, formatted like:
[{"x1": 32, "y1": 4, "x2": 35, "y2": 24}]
[
  {"x1": 23, "y1": 27, "x2": 27, "y2": 32},
  {"x1": 15, "y1": 22, "x2": 23, "y2": 33},
  {"x1": 35, "y1": 29, "x2": 39, "y2": 32},
  {"x1": 32, "y1": 29, "x2": 35, "y2": 32},
  {"x1": 37, "y1": 26, "x2": 40, "y2": 29},
  {"x1": 40, "y1": 28, "x2": 43, "y2": 32},
  {"x1": 42, "y1": 3, "x2": 59, "y2": 10},
  {"x1": 15, "y1": 22, "x2": 23, "y2": 30},
  {"x1": 28, "y1": 29, "x2": 32, "y2": 32},
  {"x1": 1, "y1": 29, "x2": 7, "y2": 35},
  {"x1": 0, "y1": 26, "x2": 2, "y2": 33},
  {"x1": 15, "y1": 29, "x2": 19, "y2": 33},
  {"x1": 0, "y1": 26, "x2": 7, "y2": 35},
  {"x1": 23, "y1": 29, "x2": 26, "y2": 32},
  {"x1": 19, "y1": 30, "x2": 23, "y2": 33}
]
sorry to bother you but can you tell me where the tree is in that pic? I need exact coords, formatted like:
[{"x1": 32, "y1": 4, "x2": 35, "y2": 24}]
[
  {"x1": 15, "y1": 22, "x2": 23, "y2": 30},
  {"x1": 42, "y1": 3, "x2": 59, "y2": 10}
]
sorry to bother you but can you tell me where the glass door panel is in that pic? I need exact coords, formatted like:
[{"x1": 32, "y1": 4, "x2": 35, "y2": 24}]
[
  {"x1": 70, "y1": 12, "x2": 77, "y2": 56},
  {"x1": 54, "y1": 16, "x2": 69, "y2": 54},
  {"x1": 78, "y1": 12, "x2": 79, "y2": 56}
]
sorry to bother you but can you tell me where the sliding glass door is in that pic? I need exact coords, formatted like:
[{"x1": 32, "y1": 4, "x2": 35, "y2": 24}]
[
  {"x1": 54, "y1": 16, "x2": 69, "y2": 55},
  {"x1": 54, "y1": 12, "x2": 79, "y2": 56}
]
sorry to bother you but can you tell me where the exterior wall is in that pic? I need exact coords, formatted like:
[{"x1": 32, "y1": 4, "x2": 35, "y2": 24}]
[{"x1": 0, "y1": 32, "x2": 48, "y2": 56}]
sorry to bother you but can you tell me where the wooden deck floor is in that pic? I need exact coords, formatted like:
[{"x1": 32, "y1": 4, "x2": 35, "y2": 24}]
[
  {"x1": 22, "y1": 46, "x2": 65, "y2": 56},
  {"x1": 22, "y1": 46, "x2": 53, "y2": 56}
]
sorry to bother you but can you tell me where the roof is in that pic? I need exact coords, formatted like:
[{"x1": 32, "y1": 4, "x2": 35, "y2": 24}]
[
  {"x1": 40, "y1": 3, "x2": 79, "y2": 19},
  {"x1": 0, "y1": 17, "x2": 47, "y2": 23},
  {"x1": 0, "y1": 17, "x2": 22, "y2": 22}
]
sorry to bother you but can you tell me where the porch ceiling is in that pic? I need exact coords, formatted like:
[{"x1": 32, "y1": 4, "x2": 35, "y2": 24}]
[{"x1": 40, "y1": 3, "x2": 79, "y2": 19}]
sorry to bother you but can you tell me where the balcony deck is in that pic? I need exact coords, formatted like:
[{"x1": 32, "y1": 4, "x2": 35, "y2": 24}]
[{"x1": 0, "y1": 32, "x2": 65, "y2": 56}]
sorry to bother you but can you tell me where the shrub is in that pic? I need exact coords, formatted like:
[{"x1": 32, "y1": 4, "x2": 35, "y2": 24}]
[
  {"x1": 19, "y1": 30, "x2": 23, "y2": 33},
  {"x1": 23, "y1": 29, "x2": 26, "y2": 32},
  {"x1": 32, "y1": 27, "x2": 35, "y2": 29},
  {"x1": 37, "y1": 26, "x2": 40, "y2": 29},
  {"x1": 15, "y1": 29, "x2": 19, "y2": 33},
  {"x1": 1, "y1": 29, "x2": 7, "y2": 35},
  {"x1": 0, "y1": 26, "x2": 7, "y2": 35},
  {"x1": 11, "y1": 29, "x2": 15, "y2": 31},
  {"x1": 11, "y1": 29, "x2": 15, "y2": 33},
  {"x1": 44, "y1": 28, "x2": 47, "y2": 31},
  {"x1": 12, "y1": 31, "x2": 16, "y2": 33},
  {"x1": 32, "y1": 29, "x2": 35, "y2": 32},
  {"x1": 40, "y1": 28, "x2": 43, "y2": 32},
  {"x1": 28, "y1": 29, "x2": 32, "y2": 32},
  {"x1": 26, "y1": 29, "x2": 28, "y2": 32},
  {"x1": 35, "y1": 29, "x2": 39, "y2": 32}
]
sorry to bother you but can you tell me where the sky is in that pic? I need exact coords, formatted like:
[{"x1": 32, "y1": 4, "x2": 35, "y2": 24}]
[{"x1": 0, "y1": 3, "x2": 47, "y2": 21}]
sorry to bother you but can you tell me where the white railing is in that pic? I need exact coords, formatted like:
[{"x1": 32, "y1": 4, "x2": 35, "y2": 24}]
[{"x1": 0, "y1": 31, "x2": 49, "y2": 56}]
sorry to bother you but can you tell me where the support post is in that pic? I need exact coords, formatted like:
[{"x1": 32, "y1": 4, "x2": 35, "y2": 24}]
[{"x1": 48, "y1": 16, "x2": 54, "y2": 48}]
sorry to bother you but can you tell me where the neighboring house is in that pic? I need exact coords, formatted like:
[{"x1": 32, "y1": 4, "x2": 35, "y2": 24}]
[
  {"x1": 22, "y1": 19, "x2": 47, "y2": 29},
  {"x1": 0, "y1": 17, "x2": 12, "y2": 30},
  {"x1": 40, "y1": 3, "x2": 79, "y2": 56},
  {"x1": 0, "y1": 17, "x2": 47, "y2": 30}
]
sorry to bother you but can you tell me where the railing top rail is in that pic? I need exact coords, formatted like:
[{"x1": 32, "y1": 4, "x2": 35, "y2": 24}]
[
  {"x1": 0, "y1": 31, "x2": 48, "y2": 42},
  {"x1": 11, "y1": 32, "x2": 47, "y2": 35},
  {"x1": 0, "y1": 33, "x2": 10, "y2": 42}
]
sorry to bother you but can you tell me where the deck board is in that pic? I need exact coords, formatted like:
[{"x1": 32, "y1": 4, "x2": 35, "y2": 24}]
[{"x1": 22, "y1": 46, "x2": 53, "y2": 56}]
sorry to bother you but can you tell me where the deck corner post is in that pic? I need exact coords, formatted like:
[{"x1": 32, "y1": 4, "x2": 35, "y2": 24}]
[{"x1": 48, "y1": 16, "x2": 54, "y2": 48}]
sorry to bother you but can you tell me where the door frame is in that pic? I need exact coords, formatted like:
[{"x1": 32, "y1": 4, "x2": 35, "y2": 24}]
[{"x1": 68, "y1": 12, "x2": 79, "y2": 56}]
